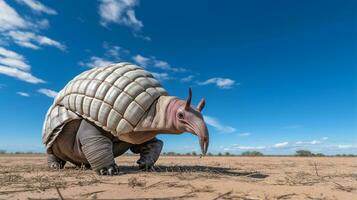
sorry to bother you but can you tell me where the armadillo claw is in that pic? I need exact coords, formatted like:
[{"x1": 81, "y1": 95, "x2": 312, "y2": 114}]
[
  {"x1": 48, "y1": 160, "x2": 66, "y2": 170},
  {"x1": 49, "y1": 162, "x2": 61, "y2": 170},
  {"x1": 97, "y1": 163, "x2": 120, "y2": 176},
  {"x1": 138, "y1": 163, "x2": 154, "y2": 171}
]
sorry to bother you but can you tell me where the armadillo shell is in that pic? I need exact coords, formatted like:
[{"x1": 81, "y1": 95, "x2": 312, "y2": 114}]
[{"x1": 42, "y1": 62, "x2": 168, "y2": 149}]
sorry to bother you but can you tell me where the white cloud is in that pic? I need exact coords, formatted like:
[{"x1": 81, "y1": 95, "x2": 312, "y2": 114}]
[
  {"x1": 231, "y1": 145, "x2": 266, "y2": 150},
  {"x1": 151, "y1": 72, "x2": 170, "y2": 81},
  {"x1": 0, "y1": 0, "x2": 64, "y2": 51},
  {"x1": 0, "y1": 65, "x2": 45, "y2": 84},
  {"x1": 133, "y1": 54, "x2": 149, "y2": 67},
  {"x1": 153, "y1": 59, "x2": 186, "y2": 72},
  {"x1": 181, "y1": 75, "x2": 194, "y2": 82},
  {"x1": 17, "y1": 91, "x2": 29, "y2": 97},
  {"x1": 17, "y1": 0, "x2": 57, "y2": 15},
  {"x1": 132, "y1": 54, "x2": 186, "y2": 73},
  {"x1": 0, "y1": 46, "x2": 23, "y2": 60},
  {"x1": 0, "y1": 0, "x2": 27, "y2": 31},
  {"x1": 198, "y1": 77, "x2": 236, "y2": 89},
  {"x1": 239, "y1": 132, "x2": 251, "y2": 137},
  {"x1": 203, "y1": 115, "x2": 236, "y2": 133},
  {"x1": 133, "y1": 32, "x2": 151, "y2": 41},
  {"x1": 99, "y1": 0, "x2": 143, "y2": 31},
  {"x1": 38, "y1": 88, "x2": 58, "y2": 98},
  {"x1": 0, "y1": 57, "x2": 30, "y2": 70},
  {"x1": 0, "y1": 46, "x2": 30, "y2": 70},
  {"x1": 295, "y1": 140, "x2": 322, "y2": 145},
  {"x1": 0, "y1": 47, "x2": 45, "y2": 83},
  {"x1": 274, "y1": 142, "x2": 289, "y2": 148},
  {"x1": 337, "y1": 144, "x2": 355, "y2": 149},
  {"x1": 6, "y1": 31, "x2": 66, "y2": 51},
  {"x1": 310, "y1": 140, "x2": 321, "y2": 145},
  {"x1": 103, "y1": 44, "x2": 123, "y2": 58},
  {"x1": 80, "y1": 56, "x2": 113, "y2": 68}
]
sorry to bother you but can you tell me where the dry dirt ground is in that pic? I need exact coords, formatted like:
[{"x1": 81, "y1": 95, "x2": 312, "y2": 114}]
[{"x1": 0, "y1": 155, "x2": 356, "y2": 200}]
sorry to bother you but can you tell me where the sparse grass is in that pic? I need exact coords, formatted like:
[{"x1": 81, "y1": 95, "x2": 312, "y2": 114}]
[{"x1": 0, "y1": 155, "x2": 356, "y2": 199}]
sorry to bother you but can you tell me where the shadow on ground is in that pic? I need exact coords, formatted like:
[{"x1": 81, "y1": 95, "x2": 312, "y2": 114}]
[{"x1": 118, "y1": 165, "x2": 269, "y2": 179}]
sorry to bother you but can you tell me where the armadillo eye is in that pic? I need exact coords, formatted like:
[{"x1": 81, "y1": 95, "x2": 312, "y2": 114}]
[{"x1": 178, "y1": 112, "x2": 184, "y2": 119}]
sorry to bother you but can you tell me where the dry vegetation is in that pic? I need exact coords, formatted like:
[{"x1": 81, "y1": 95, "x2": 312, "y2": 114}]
[{"x1": 0, "y1": 155, "x2": 356, "y2": 200}]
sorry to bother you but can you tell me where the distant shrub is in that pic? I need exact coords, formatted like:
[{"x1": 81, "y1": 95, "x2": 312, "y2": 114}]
[
  {"x1": 165, "y1": 152, "x2": 177, "y2": 156},
  {"x1": 314, "y1": 153, "x2": 325, "y2": 157},
  {"x1": 0, "y1": 149, "x2": 6, "y2": 154},
  {"x1": 335, "y1": 154, "x2": 357, "y2": 157},
  {"x1": 224, "y1": 152, "x2": 231, "y2": 156},
  {"x1": 191, "y1": 151, "x2": 197, "y2": 156},
  {"x1": 295, "y1": 150, "x2": 313, "y2": 157},
  {"x1": 295, "y1": 150, "x2": 326, "y2": 157},
  {"x1": 295, "y1": 150, "x2": 314, "y2": 157},
  {"x1": 217, "y1": 152, "x2": 223, "y2": 156},
  {"x1": 207, "y1": 152, "x2": 213, "y2": 156},
  {"x1": 241, "y1": 151, "x2": 264, "y2": 156}
]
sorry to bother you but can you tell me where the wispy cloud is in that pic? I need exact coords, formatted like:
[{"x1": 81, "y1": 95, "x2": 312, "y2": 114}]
[
  {"x1": 230, "y1": 145, "x2": 266, "y2": 150},
  {"x1": 0, "y1": 47, "x2": 30, "y2": 70},
  {"x1": 103, "y1": 42, "x2": 127, "y2": 58},
  {"x1": 198, "y1": 78, "x2": 236, "y2": 89},
  {"x1": 239, "y1": 132, "x2": 251, "y2": 137},
  {"x1": 181, "y1": 75, "x2": 194, "y2": 82},
  {"x1": 79, "y1": 43, "x2": 128, "y2": 68},
  {"x1": 295, "y1": 140, "x2": 321, "y2": 145},
  {"x1": 337, "y1": 144, "x2": 356, "y2": 149},
  {"x1": 203, "y1": 115, "x2": 236, "y2": 133},
  {"x1": 132, "y1": 54, "x2": 150, "y2": 67},
  {"x1": 0, "y1": 0, "x2": 64, "y2": 50},
  {"x1": 132, "y1": 54, "x2": 185, "y2": 73},
  {"x1": 16, "y1": 0, "x2": 57, "y2": 15},
  {"x1": 79, "y1": 56, "x2": 114, "y2": 68},
  {"x1": 98, "y1": 0, "x2": 143, "y2": 31},
  {"x1": 0, "y1": 0, "x2": 27, "y2": 31},
  {"x1": 273, "y1": 142, "x2": 289, "y2": 148},
  {"x1": 0, "y1": 65, "x2": 45, "y2": 84},
  {"x1": 0, "y1": 46, "x2": 44, "y2": 83},
  {"x1": 153, "y1": 59, "x2": 186, "y2": 72},
  {"x1": 6, "y1": 31, "x2": 66, "y2": 51},
  {"x1": 151, "y1": 72, "x2": 170, "y2": 81},
  {"x1": 38, "y1": 88, "x2": 58, "y2": 98},
  {"x1": 17, "y1": 91, "x2": 29, "y2": 97}
]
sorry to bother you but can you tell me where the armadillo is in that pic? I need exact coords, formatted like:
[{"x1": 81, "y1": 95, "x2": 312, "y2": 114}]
[{"x1": 42, "y1": 62, "x2": 209, "y2": 175}]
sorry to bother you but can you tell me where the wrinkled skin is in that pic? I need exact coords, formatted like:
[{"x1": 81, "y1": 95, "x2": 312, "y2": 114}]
[{"x1": 168, "y1": 88, "x2": 209, "y2": 155}]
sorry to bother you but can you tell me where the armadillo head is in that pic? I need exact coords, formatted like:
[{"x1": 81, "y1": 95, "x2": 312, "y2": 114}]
[{"x1": 172, "y1": 88, "x2": 209, "y2": 155}]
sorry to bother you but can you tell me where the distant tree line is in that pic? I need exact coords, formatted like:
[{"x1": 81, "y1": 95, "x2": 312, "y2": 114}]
[
  {"x1": 0, "y1": 149, "x2": 356, "y2": 157},
  {"x1": 0, "y1": 150, "x2": 44, "y2": 154},
  {"x1": 161, "y1": 150, "x2": 357, "y2": 157}
]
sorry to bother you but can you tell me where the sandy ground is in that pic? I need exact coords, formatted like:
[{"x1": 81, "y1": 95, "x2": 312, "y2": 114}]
[{"x1": 0, "y1": 155, "x2": 356, "y2": 200}]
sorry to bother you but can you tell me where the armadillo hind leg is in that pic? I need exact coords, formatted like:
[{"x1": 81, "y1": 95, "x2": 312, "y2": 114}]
[
  {"x1": 47, "y1": 153, "x2": 66, "y2": 169},
  {"x1": 51, "y1": 119, "x2": 89, "y2": 168},
  {"x1": 130, "y1": 137, "x2": 163, "y2": 170},
  {"x1": 78, "y1": 120, "x2": 119, "y2": 175}
]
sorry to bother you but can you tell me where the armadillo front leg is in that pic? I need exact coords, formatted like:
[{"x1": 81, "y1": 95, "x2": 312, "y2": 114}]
[
  {"x1": 77, "y1": 120, "x2": 119, "y2": 175},
  {"x1": 130, "y1": 137, "x2": 163, "y2": 170}
]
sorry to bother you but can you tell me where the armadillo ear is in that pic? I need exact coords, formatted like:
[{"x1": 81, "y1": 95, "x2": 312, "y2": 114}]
[
  {"x1": 197, "y1": 98, "x2": 205, "y2": 112},
  {"x1": 185, "y1": 88, "x2": 192, "y2": 110}
]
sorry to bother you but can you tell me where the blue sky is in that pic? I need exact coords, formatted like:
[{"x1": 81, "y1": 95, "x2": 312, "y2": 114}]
[{"x1": 0, "y1": 0, "x2": 356, "y2": 155}]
